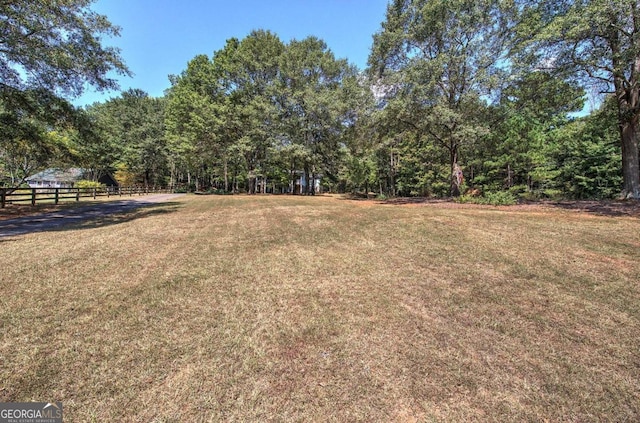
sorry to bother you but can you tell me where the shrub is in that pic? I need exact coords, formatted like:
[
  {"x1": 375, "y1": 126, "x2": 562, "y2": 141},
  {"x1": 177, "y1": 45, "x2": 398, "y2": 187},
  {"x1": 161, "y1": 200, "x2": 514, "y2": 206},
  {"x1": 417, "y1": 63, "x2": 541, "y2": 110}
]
[
  {"x1": 75, "y1": 180, "x2": 105, "y2": 189},
  {"x1": 518, "y1": 191, "x2": 540, "y2": 202},
  {"x1": 457, "y1": 191, "x2": 517, "y2": 206},
  {"x1": 542, "y1": 189, "x2": 563, "y2": 200},
  {"x1": 457, "y1": 194, "x2": 473, "y2": 204},
  {"x1": 484, "y1": 191, "x2": 517, "y2": 205}
]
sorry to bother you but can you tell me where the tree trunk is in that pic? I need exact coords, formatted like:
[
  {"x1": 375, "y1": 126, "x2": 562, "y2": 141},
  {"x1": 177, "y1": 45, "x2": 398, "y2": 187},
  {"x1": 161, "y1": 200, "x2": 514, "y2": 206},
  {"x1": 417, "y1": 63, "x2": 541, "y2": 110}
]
[
  {"x1": 304, "y1": 165, "x2": 310, "y2": 195},
  {"x1": 450, "y1": 145, "x2": 461, "y2": 197},
  {"x1": 223, "y1": 159, "x2": 228, "y2": 192},
  {"x1": 615, "y1": 80, "x2": 640, "y2": 199},
  {"x1": 389, "y1": 150, "x2": 397, "y2": 197},
  {"x1": 247, "y1": 176, "x2": 254, "y2": 194},
  {"x1": 619, "y1": 119, "x2": 640, "y2": 198},
  {"x1": 613, "y1": 38, "x2": 640, "y2": 199},
  {"x1": 310, "y1": 172, "x2": 316, "y2": 195}
]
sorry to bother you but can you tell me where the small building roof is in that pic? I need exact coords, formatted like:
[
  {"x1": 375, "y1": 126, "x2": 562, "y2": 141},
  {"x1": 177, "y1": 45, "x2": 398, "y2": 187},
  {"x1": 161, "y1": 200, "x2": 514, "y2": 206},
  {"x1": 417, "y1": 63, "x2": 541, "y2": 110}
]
[{"x1": 26, "y1": 168, "x2": 87, "y2": 182}]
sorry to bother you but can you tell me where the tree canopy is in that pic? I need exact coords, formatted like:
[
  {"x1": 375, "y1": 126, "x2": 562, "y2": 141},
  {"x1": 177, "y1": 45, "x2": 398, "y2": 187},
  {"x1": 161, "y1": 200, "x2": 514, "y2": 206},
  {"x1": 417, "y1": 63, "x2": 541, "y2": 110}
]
[
  {"x1": 0, "y1": 0, "x2": 129, "y2": 97},
  {"x1": 514, "y1": 0, "x2": 640, "y2": 198},
  {"x1": 0, "y1": 0, "x2": 129, "y2": 187},
  {"x1": 0, "y1": 1, "x2": 635, "y2": 201},
  {"x1": 165, "y1": 31, "x2": 358, "y2": 194}
]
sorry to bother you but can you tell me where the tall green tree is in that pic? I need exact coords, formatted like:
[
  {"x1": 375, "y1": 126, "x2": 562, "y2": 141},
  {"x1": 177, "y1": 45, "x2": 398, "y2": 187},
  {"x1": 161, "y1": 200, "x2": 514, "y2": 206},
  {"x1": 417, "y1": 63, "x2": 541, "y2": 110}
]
[
  {"x1": 279, "y1": 36, "x2": 358, "y2": 194},
  {"x1": 516, "y1": 0, "x2": 640, "y2": 198},
  {"x1": 471, "y1": 71, "x2": 585, "y2": 194},
  {"x1": 231, "y1": 30, "x2": 285, "y2": 193},
  {"x1": 166, "y1": 54, "x2": 222, "y2": 190},
  {"x1": 88, "y1": 89, "x2": 168, "y2": 186},
  {"x1": 0, "y1": 89, "x2": 77, "y2": 186},
  {"x1": 166, "y1": 31, "x2": 286, "y2": 193},
  {"x1": 71, "y1": 107, "x2": 119, "y2": 180},
  {"x1": 369, "y1": 0, "x2": 513, "y2": 196},
  {"x1": 551, "y1": 97, "x2": 622, "y2": 199},
  {"x1": 0, "y1": 0, "x2": 128, "y2": 187}
]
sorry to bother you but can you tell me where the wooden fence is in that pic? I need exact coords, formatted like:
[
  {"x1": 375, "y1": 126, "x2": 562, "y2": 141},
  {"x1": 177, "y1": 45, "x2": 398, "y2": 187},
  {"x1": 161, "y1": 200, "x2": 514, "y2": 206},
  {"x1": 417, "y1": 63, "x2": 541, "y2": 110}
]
[{"x1": 0, "y1": 186, "x2": 173, "y2": 208}]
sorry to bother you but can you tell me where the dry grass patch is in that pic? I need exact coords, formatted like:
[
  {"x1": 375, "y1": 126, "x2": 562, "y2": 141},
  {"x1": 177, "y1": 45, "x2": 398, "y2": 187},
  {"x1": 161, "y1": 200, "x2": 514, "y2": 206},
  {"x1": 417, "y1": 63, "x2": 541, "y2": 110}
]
[{"x1": 1, "y1": 195, "x2": 639, "y2": 421}]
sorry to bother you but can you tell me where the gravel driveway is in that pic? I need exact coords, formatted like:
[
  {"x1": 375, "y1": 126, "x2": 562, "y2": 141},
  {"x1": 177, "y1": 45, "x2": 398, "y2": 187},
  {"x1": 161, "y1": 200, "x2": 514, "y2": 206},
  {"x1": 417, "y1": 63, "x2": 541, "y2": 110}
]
[{"x1": 0, "y1": 193, "x2": 185, "y2": 237}]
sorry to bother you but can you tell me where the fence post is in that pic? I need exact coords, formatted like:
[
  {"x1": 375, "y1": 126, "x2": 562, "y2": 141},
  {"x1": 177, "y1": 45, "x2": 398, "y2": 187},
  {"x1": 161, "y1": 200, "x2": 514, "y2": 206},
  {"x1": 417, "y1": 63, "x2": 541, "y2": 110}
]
[
  {"x1": 31, "y1": 188, "x2": 36, "y2": 206},
  {"x1": 1, "y1": 189, "x2": 5, "y2": 208},
  {"x1": 55, "y1": 188, "x2": 59, "y2": 205},
  {"x1": 76, "y1": 188, "x2": 80, "y2": 202},
  {"x1": 93, "y1": 188, "x2": 96, "y2": 199}
]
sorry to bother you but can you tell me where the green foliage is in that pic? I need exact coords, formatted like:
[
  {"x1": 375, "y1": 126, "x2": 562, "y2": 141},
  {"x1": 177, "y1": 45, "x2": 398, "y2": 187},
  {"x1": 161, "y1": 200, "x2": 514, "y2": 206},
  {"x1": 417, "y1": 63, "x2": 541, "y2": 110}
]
[
  {"x1": 278, "y1": 36, "x2": 360, "y2": 194},
  {"x1": 87, "y1": 89, "x2": 168, "y2": 187},
  {"x1": 469, "y1": 72, "x2": 585, "y2": 196},
  {"x1": 514, "y1": 0, "x2": 640, "y2": 197},
  {"x1": 550, "y1": 98, "x2": 622, "y2": 199},
  {"x1": 0, "y1": 0, "x2": 129, "y2": 97},
  {"x1": 1, "y1": 1, "x2": 628, "y2": 201},
  {"x1": 340, "y1": 152, "x2": 377, "y2": 194},
  {"x1": 75, "y1": 180, "x2": 105, "y2": 189},
  {"x1": 368, "y1": 0, "x2": 513, "y2": 196},
  {"x1": 0, "y1": 1, "x2": 128, "y2": 188},
  {"x1": 458, "y1": 191, "x2": 517, "y2": 206},
  {"x1": 165, "y1": 31, "x2": 359, "y2": 194},
  {"x1": 0, "y1": 90, "x2": 78, "y2": 186}
]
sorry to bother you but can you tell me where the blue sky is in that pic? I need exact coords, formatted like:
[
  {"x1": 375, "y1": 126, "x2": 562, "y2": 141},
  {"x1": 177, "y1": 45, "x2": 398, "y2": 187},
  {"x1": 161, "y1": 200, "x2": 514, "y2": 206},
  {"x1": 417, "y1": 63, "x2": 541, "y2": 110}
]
[{"x1": 74, "y1": 0, "x2": 390, "y2": 106}]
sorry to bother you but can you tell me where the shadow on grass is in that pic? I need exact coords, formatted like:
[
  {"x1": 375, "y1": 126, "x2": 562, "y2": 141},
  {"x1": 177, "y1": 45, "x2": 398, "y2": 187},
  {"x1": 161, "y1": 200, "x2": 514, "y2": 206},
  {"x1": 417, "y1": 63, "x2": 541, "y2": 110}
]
[
  {"x1": 337, "y1": 194, "x2": 640, "y2": 218},
  {"x1": 52, "y1": 203, "x2": 183, "y2": 232},
  {"x1": 380, "y1": 197, "x2": 452, "y2": 205},
  {"x1": 380, "y1": 197, "x2": 640, "y2": 217},
  {"x1": 0, "y1": 201, "x2": 183, "y2": 238},
  {"x1": 548, "y1": 200, "x2": 640, "y2": 218},
  {"x1": 337, "y1": 195, "x2": 453, "y2": 205},
  {"x1": 0, "y1": 198, "x2": 149, "y2": 221}
]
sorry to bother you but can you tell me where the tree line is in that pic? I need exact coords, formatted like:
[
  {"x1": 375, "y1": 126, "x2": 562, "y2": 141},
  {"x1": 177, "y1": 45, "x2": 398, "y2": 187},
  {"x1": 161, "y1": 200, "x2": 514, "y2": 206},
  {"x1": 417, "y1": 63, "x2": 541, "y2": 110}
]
[{"x1": 1, "y1": 0, "x2": 638, "y2": 200}]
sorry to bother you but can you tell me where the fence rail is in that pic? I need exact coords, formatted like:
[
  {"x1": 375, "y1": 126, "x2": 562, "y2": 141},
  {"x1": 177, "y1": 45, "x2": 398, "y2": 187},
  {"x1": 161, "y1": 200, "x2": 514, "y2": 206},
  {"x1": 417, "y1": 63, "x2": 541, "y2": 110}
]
[{"x1": 0, "y1": 186, "x2": 173, "y2": 208}]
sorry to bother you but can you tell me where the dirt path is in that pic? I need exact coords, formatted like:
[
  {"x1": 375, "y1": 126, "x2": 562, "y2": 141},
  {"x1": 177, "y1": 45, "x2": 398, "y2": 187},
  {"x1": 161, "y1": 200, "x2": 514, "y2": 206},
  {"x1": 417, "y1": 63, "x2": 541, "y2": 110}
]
[{"x1": 0, "y1": 193, "x2": 185, "y2": 237}]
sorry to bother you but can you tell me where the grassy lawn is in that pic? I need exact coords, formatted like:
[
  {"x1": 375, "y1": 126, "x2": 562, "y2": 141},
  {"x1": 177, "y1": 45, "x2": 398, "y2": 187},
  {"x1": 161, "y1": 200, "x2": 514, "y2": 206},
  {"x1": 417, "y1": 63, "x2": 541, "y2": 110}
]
[{"x1": 1, "y1": 194, "x2": 639, "y2": 421}]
